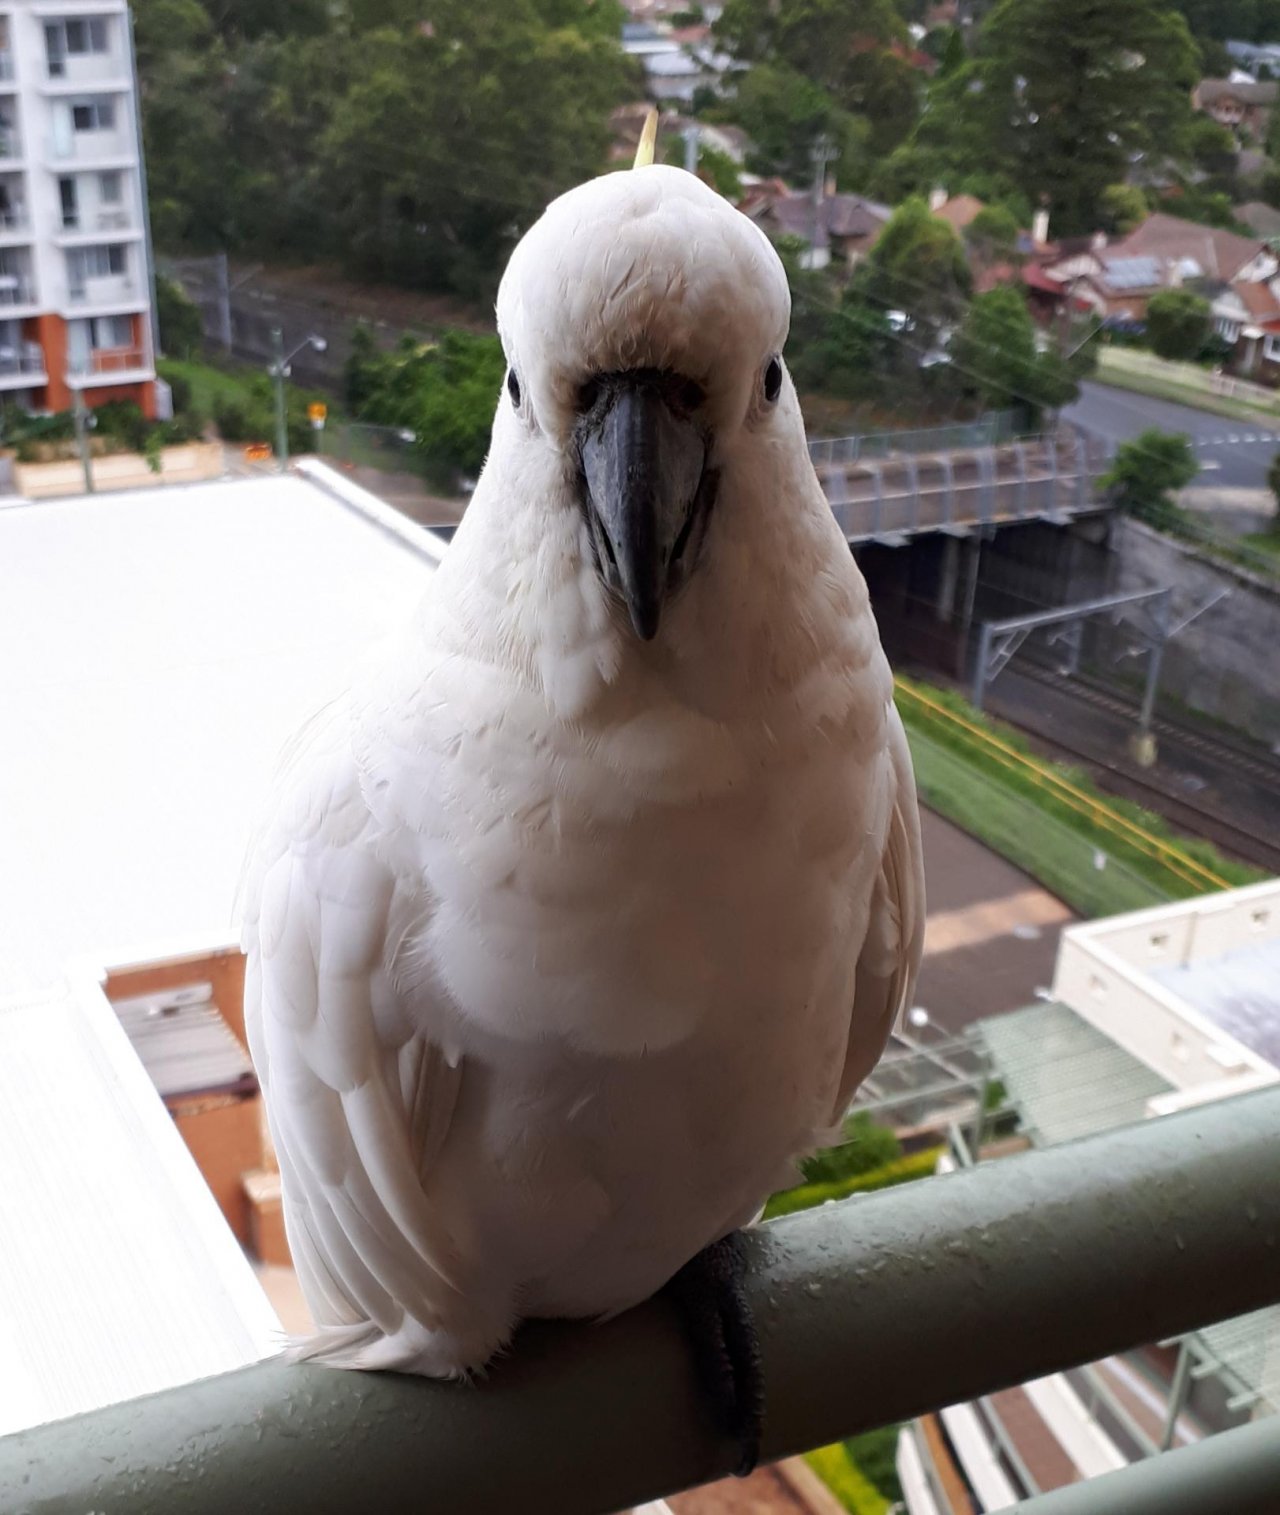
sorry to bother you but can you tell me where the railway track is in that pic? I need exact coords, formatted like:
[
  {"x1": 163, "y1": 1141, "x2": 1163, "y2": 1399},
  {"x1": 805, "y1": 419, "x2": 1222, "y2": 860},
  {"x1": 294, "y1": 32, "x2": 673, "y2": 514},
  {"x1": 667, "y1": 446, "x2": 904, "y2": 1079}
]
[{"x1": 988, "y1": 665, "x2": 1280, "y2": 876}]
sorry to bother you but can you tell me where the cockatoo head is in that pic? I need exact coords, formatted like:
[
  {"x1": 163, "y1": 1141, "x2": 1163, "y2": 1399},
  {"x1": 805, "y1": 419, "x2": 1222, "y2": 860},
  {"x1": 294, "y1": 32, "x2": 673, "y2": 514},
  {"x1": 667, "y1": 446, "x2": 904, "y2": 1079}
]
[{"x1": 496, "y1": 163, "x2": 791, "y2": 642}]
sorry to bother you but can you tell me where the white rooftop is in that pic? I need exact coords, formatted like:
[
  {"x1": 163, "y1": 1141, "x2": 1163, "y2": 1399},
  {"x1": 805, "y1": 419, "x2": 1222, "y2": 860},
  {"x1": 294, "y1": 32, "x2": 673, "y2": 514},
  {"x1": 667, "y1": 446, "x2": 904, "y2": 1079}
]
[
  {"x1": 0, "y1": 465, "x2": 444, "y2": 1435},
  {"x1": 0, "y1": 467, "x2": 442, "y2": 987},
  {"x1": 0, "y1": 973, "x2": 279, "y2": 1435}
]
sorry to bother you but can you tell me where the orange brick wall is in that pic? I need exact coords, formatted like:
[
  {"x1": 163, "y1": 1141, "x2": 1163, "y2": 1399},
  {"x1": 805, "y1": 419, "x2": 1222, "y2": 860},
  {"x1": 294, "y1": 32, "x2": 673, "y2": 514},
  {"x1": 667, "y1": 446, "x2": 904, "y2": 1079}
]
[{"x1": 33, "y1": 311, "x2": 155, "y2": 418}]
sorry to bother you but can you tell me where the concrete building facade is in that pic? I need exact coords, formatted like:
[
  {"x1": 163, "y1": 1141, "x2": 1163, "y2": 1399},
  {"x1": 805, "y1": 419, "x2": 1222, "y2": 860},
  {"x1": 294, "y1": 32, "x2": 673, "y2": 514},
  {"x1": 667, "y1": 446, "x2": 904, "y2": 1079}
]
[{"x1": 0, "y1": 1, "x2": 155, "y2": 419}]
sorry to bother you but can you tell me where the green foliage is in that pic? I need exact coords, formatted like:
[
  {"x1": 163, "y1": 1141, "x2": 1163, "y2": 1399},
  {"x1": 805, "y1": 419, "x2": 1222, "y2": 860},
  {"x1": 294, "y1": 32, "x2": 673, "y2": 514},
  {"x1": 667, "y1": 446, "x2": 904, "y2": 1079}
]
[
  {"x1": 950, "y1": 285, "x2": 1080, "y2": 426},
  {"x1": 715, "y1": 0, "x2": 920, "y2": 161},
  {"x1": 1102, "y1": 427, "x2": 1199, "y2": 513},
  {"x1": 1145, "y1": 290, "x2": 1212, "y2": 362},
  {"x1": 716, "y1": 63, "x2": 864, "y2": 184},
  {"x1": 843, "y1": 1428, "x2": 903, "y2": 1505},
  {"x1": 156, "y1": 276, "x2": 204, "y2": 359},
  {"x1": 344, "y1": 327, "x2": 506, "y2": 479},
  {"x1": 1268, "y1": 452, "x2": 1280, "y2": 517},
  {"x1": 799, "y1": 1112, "x2": 902, "y2": 1185},
  {"x1": 144, "y1": 429, "x2": 166, "y2": 474},
  {"x1": 964, "y1": 204, "x2": 1021, "y2": 261},
  {"x1": 210, "y1": 371, "x2": 321, "y2": 455},
  {"x1": 764, "y1": 1147, "x2": 944, "y2": 1219},
  {"x1": 660, "y1": 140, "x2": 742, "y2": 200},
  {"x1": 133, "y1": 0, "x2": 632, "y2": 298},
  {"x1": 905, "y1": 0, "x2": 1199, "y2": 235},
  {"x1": 805, "y1": 1443, "x2": 890, "y2": 1515},
  {"x1": 1100, "y1": 183, "x2": 1150, "y2": 235}
]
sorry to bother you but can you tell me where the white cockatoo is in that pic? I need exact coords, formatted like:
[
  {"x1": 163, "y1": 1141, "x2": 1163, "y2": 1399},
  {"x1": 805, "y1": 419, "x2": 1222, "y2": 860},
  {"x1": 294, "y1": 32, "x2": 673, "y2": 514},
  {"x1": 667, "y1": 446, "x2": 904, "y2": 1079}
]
[{"x1": 242, "y1": 144, "x2": 924, "y2": 1460}]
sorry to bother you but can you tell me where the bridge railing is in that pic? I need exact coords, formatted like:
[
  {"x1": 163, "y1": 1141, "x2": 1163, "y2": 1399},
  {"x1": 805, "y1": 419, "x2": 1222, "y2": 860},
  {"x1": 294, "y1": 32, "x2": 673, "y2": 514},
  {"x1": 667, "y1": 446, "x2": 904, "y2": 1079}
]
[
  {"x1": 3, "y1": 1087, "x2": 1278, "y2": 1514},
  {"x1": 813, "y1": 429, "x2": 1110, "y2": 541}
]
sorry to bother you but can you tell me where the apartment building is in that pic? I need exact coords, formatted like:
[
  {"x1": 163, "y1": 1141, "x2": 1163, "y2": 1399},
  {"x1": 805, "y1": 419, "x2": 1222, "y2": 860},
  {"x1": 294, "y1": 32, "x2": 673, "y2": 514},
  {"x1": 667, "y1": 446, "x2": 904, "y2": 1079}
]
[{"x1": 0, "y1": 2, "x2": 155, "y2": 419}]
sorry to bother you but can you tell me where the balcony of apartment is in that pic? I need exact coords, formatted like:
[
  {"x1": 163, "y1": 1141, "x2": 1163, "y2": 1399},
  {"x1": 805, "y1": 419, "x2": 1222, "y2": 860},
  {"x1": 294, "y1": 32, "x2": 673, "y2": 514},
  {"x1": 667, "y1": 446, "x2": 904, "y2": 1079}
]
[
  {"x1": 0, "y1": 123, "x2": 22, "y2": 163},
  {"x1": 0, "y1": 51, "x2": 14, "y2": 87},
  {"x1": 0, "y1": 197, "x2": 31, "y2": 245},
  {"x1": 0, "y1": 338, "x2": 48, "y2": 391},
  {"x1": 67, "y1": 343, "x2": 152, "y2": 387},
  {"x1": 0, "y1": 270, "x2": 38, "y2": 314},
  {"x1": 45, "y1": 125, "x2": 132, "y2": 170},
  {"x1": 54, "y1": 206, "x2": 138, "y2": 246},
  {"x1": 65, "y1": 274, "x2": 141, "y2": 313}
]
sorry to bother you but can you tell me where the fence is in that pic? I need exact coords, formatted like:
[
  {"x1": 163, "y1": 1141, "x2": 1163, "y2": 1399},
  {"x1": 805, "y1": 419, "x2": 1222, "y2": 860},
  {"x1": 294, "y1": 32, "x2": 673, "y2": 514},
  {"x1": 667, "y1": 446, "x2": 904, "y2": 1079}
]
[
  {"x1": 1097, "y1": 347, "x2": 1280, "y2": 415},
  {"x1": 3, "y1": 1088, "x2": 1277, "y2": 1513},
  {"x1": 807, "y1": 411, "x2": 1019, "y2": 466}
]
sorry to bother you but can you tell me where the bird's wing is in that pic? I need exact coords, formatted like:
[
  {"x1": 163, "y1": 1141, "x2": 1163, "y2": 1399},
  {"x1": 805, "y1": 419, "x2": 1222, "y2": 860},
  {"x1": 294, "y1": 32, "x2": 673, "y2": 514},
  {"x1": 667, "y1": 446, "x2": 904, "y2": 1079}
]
[
  {"x1": 241, "y1": 703, "x2": 464, "y2": 1351},
  {"x1": 830, "y1": 706, "x2": 926, "y2": 1124}
]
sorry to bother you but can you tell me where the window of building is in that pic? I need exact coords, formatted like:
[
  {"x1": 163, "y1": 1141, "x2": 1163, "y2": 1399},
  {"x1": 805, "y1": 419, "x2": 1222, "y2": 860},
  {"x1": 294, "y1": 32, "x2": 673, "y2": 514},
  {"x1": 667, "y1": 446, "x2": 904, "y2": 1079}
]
[
  {"x1": 1215, "y1": 317, "x2": 1242, "y2": 343},
  {"x1": 99, "y1": 171, "x2": 122, "y2": 205},
  {"x1": 46, "y1": 18, "x2": 109, "y2": 75},
  {"x1": 1264, "y1": 334, "x2": 1280, "y2": 363},
  {"x1": 70, "y1": 244, "x2": 127, "y2": 283},
  {"x1": 72, "y1": 101, "x2": 116, "y2": 133},
  {"x1": 89, "y1": 314, "x2": 133, "y2": 349}
]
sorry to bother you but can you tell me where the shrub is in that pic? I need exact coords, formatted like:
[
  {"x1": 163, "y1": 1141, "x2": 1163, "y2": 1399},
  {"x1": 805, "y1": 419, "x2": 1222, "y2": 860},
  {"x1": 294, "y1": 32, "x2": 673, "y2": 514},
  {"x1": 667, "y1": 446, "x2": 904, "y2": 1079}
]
[
  {"x1": 805, "y1": 1443, "x2": 890, "y2": 1515},
  {"x1": 1101, "y1": 428, "x2": 1197, "y2": 515},
  {"x1": 156, "y1": 276, "x2": 203, "y2": 359},
  {"x1": 844, "y1": 1428, "x2": 903, "y2": 1505},
  {"x1": 1145, "y1": 290, "x2": 1212, "y2": 362},
  {"x1": 799, "y1": 1111, "x2": 902, "y2": 1185},
  {"x1": 764, "y1": 1146, "x2": 944, "y2": 1220}
]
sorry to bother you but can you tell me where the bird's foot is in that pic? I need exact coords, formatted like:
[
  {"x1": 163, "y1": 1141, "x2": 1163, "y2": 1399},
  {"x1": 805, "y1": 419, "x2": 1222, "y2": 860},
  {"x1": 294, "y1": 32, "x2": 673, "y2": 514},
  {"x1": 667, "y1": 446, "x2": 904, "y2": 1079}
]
[{"x1": 667, "y1": 1230, "x2": 764, "y2": 1478}]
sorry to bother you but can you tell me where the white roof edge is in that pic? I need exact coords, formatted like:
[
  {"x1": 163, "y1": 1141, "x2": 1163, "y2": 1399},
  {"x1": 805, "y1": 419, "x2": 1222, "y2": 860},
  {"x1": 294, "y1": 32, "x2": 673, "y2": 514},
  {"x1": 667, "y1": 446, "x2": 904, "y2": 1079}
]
[
  {"x1": 293, "y1": 458, "x2": 450, "y2": 567},
  {"x1": 67, "y1": 965, "x2": 282, "y2": 1355}
]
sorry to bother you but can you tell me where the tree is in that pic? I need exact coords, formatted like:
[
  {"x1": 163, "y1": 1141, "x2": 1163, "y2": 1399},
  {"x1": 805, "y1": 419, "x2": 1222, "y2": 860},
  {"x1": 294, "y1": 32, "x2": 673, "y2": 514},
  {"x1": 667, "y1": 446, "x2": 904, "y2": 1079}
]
[
  {"x1": 1102, "y1": 429, "x2": 1197, "y2": 515},
  {"x1": 345, "y1": 329, "x2": 506, "y2": 480},
  {"x1": 964, "y1": 204, "x2": 1021, "y2": 265},
  {"x1": 712, "y1": 64, "x2": 862, "y2": 184},
  {"x1": 1145, "y1": 290, "x2": 1211, "y2": 361},
  {"x1": 715, "y1": 0, "x2": 922, "y2": 160},
  {"x1": 155, "y1": 276, "x2": 203, "y2": 358},
  {"x1": 949, "y1": 286, "x2": 1079, "y2": 426},
  {"x1": 320, "y1": 8, "x2": 630, "y2": 296},
  {"x1": 1100, "y1": 183, "x2": 1150, "y2": 236},
  {"x1": 905, "y1": 0, "x2": 1199, "y2": 235}
]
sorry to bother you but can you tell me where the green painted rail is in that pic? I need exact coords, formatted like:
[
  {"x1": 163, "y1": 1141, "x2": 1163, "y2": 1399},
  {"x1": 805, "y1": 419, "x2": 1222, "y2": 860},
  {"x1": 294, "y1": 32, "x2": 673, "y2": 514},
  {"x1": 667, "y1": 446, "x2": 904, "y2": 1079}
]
[{"x1": 2, "y1": 1087, "x2": 1278, "y2": 1514}]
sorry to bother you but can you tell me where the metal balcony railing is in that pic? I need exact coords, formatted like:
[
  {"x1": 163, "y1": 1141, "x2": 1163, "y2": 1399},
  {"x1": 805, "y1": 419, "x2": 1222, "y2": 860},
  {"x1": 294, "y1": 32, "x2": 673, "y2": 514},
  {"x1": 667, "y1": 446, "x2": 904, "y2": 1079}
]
[
  {"x1": 0, "y1": 343, "x2": 46, "y2": 376},
  {"x1": 68, "y1": 345, "x2": 146, "y2": 377},
  {"x1": 0, "y1": 1086, "x2": 1277, "y2": 1514},
  {"x1": 0, "y1": 276, "x2": 34, "y2": 306}
]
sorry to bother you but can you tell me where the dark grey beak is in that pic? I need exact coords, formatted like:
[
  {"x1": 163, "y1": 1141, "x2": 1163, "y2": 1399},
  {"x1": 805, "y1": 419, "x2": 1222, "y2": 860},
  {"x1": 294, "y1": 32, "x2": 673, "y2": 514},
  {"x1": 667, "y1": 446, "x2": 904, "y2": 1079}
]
[{"x1": 579, "y1": 376, "x2": 709, "y2": 641}]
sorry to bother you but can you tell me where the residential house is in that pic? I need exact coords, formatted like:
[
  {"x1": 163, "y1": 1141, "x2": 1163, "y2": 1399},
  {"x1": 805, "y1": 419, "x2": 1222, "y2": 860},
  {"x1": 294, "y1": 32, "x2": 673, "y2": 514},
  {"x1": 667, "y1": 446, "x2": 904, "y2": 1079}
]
[
  {"x1": 1042, "y1": 215, "x2": 1275, "y2": 324},
  {"x1": 1208, "y1": 277, "x2": 1280, "y2": 380},
  {"x1": 1236, "y1": 201, "x2": 1280, "y2": 242},
  {"x1": 747, "y1": 187, "x2": 893, "y2": 270},
  {"x1": 930, "y1": 189, "x2": 986, "y2": 235},
  {"x1": 620, "y1": 19, "x2": 732, "y2": 105},
  {"x1": 1193, "y1": 77, "x2": 1279, "y2": 140}
]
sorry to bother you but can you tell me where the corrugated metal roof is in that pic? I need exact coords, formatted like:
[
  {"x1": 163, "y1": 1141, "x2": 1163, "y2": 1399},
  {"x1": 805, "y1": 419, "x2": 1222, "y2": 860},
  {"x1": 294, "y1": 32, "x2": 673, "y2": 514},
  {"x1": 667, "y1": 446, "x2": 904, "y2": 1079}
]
[
  {"x1": 0, "y1": 977, "x2": 278, "y2": 1436},
  {"x1": 980, "y1": 1000, "x2": 1173, "y2": 1147},
  {"x1": 1101, "y1": 256, "x2": 1163, "y2": 290},
  {"x1": 1191, "y1": 1309, "x2": 1280, "y2": 1415},
  {"x1": 113, "y1": 983, "x2": 256, "y2": 1100}
]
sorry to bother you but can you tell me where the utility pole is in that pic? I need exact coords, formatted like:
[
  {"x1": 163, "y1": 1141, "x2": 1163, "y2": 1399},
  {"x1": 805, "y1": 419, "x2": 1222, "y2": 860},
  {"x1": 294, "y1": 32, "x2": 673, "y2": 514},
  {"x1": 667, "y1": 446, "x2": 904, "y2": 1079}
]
[
  {"x1": 683, "y1": 126, "x2": 698, "y2": 176},
  {"x1": 271, "y1": 326, "x2": 288, "y2": 473},
  {"x1": 808, "y1": 133, "x2": 835, "y2": 268},
  {"x1": 71, "y1": 384, "x2": 93, "y2": 494}
]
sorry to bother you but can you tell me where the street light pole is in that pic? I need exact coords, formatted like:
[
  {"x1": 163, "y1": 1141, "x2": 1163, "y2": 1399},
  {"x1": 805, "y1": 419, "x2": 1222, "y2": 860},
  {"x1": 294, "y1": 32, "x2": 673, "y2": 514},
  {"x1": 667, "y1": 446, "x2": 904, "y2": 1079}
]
[
  {"x1": 71, "y1": 383, "x2": 94, "y2": 494},
  {"x1": 269, "y1": 326, "x2": 326, "y2": 474},
  {"x1": 271, "y1": 326, "x2": 288, "y2": 473}
]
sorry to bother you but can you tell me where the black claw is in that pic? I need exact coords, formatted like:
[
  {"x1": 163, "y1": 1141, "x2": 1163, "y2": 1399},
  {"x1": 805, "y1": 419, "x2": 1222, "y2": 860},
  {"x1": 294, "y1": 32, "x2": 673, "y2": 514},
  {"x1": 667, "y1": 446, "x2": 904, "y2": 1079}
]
[{"x1": 667, "y1": 1230, "x2": 765, "y2": 1477}]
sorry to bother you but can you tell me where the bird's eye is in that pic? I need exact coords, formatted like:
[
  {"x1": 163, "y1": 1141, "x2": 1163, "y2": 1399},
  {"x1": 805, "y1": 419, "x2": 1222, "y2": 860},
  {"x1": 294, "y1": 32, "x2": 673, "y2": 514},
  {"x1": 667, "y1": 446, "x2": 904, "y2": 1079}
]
[
  {"x1": 763, "y1": 357, "x2": 783, "y2": 404},
  {"x1": 507, "y1": 369, "x2": 522, "y2": 409},
  {"x1": 576, "y1": 378, "x2": 601, "y2": 415}
]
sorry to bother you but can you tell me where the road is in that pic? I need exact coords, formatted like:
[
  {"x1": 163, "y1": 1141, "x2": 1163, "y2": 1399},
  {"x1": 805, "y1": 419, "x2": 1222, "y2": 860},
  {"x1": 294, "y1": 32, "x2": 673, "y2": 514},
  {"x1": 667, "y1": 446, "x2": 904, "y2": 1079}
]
[{"x1": 1066, "y1": 379, "x2": 1279, "y2": 489}]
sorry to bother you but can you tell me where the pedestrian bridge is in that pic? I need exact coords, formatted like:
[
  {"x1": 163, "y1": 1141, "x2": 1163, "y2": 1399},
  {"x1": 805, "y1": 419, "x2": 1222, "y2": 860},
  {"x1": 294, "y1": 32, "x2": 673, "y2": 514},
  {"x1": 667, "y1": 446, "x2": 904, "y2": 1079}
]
[{"x1": 808, "y1": 428, "x2": 1112, "y2": 545}]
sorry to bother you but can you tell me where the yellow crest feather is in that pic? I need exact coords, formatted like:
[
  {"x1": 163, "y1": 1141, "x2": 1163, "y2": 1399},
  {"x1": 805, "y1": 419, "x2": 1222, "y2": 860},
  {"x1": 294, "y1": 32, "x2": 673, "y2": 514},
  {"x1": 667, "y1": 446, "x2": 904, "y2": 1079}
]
[{"x1": 633, "y1": 108, "x2": 659, "y2": 169}]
